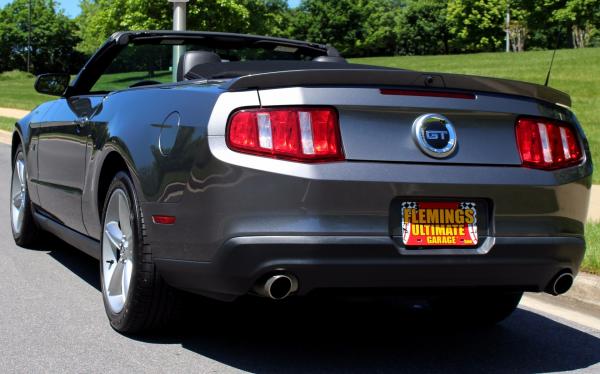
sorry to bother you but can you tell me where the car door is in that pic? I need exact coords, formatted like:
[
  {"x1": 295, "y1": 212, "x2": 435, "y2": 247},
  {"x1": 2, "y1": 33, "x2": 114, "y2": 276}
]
[{"x1": 36, "y1": 95, "x2": 103, "y2": 234}]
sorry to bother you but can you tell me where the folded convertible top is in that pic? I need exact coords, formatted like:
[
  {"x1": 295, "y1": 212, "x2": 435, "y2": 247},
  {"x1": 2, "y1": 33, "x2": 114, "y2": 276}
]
[{"x1": 212, "y1": 62, "x2": 570, "y2": 107}]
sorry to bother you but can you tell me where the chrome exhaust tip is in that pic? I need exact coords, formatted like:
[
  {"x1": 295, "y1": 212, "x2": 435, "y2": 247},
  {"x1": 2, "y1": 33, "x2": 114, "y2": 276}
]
[
  {"x1": 254, "y1": 274, "x2": 298, "y2": 300},
  {"x1": 547, "y1": 272, "x2": 574, "y2": 295}
]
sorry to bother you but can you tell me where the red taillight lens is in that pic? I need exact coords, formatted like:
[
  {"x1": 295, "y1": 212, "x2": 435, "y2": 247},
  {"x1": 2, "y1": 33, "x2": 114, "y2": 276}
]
[
  {"x1": 515, "y1": 117, "x2": 583, "y2": 170},
  {"x1": 227, "y1": 107, "x2": 344, "y2": 162}
]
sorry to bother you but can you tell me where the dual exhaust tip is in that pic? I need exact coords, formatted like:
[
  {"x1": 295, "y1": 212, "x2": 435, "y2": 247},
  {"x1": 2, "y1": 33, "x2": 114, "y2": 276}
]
[
  {"x1": 254, "y1": 274, "x2": 298, "y2": 300},
  {"x1": 547, "y1": 271, "x2": 574, "y2": 296},
  {"x1": 255, "y1": 270, "x2": 575, "y2": 299}
]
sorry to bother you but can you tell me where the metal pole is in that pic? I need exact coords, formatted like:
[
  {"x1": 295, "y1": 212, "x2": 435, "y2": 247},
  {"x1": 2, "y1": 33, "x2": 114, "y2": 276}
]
[
  {"x1": 27, "y1": 0, "x2": 31, "y2": 73},
  {"x1": 505, "y1": 5, "x2": 510, "y2": 52},
  {"x1": 169, "y1": 0, "x2": 189, "y2": 82}
]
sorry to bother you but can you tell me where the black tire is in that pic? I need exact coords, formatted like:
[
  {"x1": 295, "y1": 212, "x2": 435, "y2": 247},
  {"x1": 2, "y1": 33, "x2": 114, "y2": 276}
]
[
  {"x1": 430, "y1": 291, "x2": 523, "y2": 326},
  {"x1": 100, "y1": 171, "x2": 180, "y2": 334},
  {"x1": 10, "y1": 144, "x2": 40, "y2": 247}
]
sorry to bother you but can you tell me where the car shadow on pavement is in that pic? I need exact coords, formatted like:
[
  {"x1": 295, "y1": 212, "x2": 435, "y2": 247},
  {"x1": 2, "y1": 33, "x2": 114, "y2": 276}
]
[
  {"x1": 40, "y1": 234, "x2": 101, "y2": 291},
  {"x1": 155, "y1": 298, "x2": 600, "y2": 373},
  {"x1": 43, "y1": 237, "x2": 600, "y2": 373}
]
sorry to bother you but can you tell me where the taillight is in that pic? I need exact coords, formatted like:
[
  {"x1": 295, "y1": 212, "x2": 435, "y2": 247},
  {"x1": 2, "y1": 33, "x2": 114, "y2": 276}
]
[
  {"x1": 227, "y1": 107, "x2": 344, "y2": 162},
  {"x1": 515, "y1": 117, "x2": 583, "y2": 170}
]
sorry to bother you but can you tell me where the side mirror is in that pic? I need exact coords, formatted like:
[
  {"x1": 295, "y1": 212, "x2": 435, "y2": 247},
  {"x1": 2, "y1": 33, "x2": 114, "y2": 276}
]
[{"x1": 34, "y1": 73, "x2": 70, "y2": 96}]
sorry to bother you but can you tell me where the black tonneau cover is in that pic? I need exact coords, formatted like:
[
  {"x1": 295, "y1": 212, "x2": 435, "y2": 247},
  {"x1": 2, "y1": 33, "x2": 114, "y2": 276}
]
[{"x1": 218, "y1": 63, "x2": 570, "y2": 107}]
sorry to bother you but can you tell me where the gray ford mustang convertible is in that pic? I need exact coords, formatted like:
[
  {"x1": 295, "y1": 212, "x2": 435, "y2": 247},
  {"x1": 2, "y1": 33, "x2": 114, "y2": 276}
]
[{"x1": 11, "y1": 30, "x2": 592, "y2": 333}]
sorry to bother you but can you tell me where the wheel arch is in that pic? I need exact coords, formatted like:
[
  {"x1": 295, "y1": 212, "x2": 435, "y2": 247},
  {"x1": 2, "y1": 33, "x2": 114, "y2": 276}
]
[
  {"x1": 97, "y1": 150, "x2": 131, "y2": 221},
  {"x1": 10, "y1": 120, "x2": 28, "y2": 164},
  {"x1": 11, "y1": 130, "x2": 22, "y2": 164}
]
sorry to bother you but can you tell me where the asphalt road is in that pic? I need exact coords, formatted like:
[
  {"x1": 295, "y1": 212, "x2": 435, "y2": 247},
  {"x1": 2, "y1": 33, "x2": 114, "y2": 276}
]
[{"x1": 0, "y1": 142, "x2": 599, "y2": 373}]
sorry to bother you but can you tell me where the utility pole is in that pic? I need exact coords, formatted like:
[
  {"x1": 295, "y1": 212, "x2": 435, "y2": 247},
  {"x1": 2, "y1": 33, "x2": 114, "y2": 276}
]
[
  {"x1": 505, "y1": 4, "x2": 510, "y2": 52},
  {"x1": 168, "y1": 0, "x2": 189, "y2": 82},
  {"x1": 27, "y1": 0, "x2": 31, "y2": 72}
]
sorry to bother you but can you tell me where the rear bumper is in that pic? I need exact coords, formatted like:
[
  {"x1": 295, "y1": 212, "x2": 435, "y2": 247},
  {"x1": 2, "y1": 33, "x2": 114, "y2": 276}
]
[{"x1": 155, "y1": 235, "x2": 585, "y2": 301}]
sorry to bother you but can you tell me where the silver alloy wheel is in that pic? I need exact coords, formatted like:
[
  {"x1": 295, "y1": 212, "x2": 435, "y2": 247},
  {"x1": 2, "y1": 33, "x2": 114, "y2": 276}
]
[
  {"x1": 102, "y1": 188, "x2": 134, "y2": 314},
  {"x1": 11, "y1": 153, "x2": 26, "y2": 235}
]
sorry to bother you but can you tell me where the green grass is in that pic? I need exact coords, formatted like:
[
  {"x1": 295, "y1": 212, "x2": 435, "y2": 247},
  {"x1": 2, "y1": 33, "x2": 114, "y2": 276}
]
[
  {"x1": 0, "y1": 69, "x2": 172, "y2": 110},
  {"x1": 583, "y1": 222, "x2": 600, "y2": 274},
  {"x1": 92, "y1": 70, "x2": 172, "y2": 92},
  {"x1": 0, "y1": 116, "x2": 16, "y2": 132},
  {"x1": 352, "y1": 47, "x2": 600, "y2": 184},
  {"x1": 0, "y1": 70, "x2": 55, "y2": 110}
]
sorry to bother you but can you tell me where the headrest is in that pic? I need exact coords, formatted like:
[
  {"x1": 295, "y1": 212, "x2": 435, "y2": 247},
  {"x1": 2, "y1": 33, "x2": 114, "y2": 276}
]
[
  {"x1": 312, "y1": 56, "x2": 348, "y2": 63},
  {"x1": 177, "y1": 51, "x2": 221, "y2": 81}
]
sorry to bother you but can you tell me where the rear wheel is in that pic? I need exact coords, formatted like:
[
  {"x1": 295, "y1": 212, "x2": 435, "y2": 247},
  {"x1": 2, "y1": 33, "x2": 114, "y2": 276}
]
[
  {"x1": 430, "y1": 291, "x2": 523, "y2": 326},
  {"x1": 100, "y1": 171, "x2": 180, "y2": 333},
  {"x1": 10, "y1": 144, "x2": 39, "y2": 247}
]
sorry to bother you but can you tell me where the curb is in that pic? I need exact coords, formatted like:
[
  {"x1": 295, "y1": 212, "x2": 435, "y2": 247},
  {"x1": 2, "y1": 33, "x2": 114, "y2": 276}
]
[{"x1": 565, "y1": 272, "x2": 600, "y2": 308}]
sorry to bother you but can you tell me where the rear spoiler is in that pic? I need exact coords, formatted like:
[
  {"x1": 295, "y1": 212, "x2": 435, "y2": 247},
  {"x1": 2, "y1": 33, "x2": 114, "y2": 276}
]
[{"x1": 223, "y1": 69, "x2": 571, "y2": 108}]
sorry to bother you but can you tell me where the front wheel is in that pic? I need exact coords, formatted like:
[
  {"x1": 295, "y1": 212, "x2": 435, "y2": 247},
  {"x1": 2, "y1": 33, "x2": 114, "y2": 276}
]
[
  {"x1": 10, "y1": 144, "x2": 39, "y2": 247},
  {"x1": 100, "y1": 171, "x2": 180, "y2": 333}
]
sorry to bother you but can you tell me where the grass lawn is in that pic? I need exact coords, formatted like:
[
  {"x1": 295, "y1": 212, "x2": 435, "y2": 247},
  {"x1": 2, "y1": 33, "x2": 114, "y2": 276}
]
[
  {"x1": 0, "y1": 70, "x2": 171, "y2": 110},
  {"x1": 0, "y1": 71, "x2": 55, "y2": 110},
  {"x1": 353, "y1": 47, "x2": 600, "y2": 184},
  {"x1": 0, "y1": 116, "x2": 16, "y2": 132},
  {"x1": 92, "y1": 70, "x2": 171, "y2": 92},
  {"x1": 583, "y1": 222, "x2": 600, "y2": 275}
]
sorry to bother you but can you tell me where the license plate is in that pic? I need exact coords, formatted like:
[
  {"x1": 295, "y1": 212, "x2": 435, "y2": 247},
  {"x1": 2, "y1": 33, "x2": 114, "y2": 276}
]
[{"x1": 401, "y1": 201, "x2": 478, "y2": 247}]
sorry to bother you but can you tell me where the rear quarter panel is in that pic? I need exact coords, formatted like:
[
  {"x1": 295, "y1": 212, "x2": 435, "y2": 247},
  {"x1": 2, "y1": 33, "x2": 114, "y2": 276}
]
[{"x1": 81, "y1": 84, "x2": 229, "y2": 239}]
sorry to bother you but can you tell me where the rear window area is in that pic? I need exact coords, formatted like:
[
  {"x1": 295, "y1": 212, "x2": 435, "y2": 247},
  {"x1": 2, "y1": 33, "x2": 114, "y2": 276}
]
[{"x1": 91, "y1": 40, "x2": 319, "y2": 92}]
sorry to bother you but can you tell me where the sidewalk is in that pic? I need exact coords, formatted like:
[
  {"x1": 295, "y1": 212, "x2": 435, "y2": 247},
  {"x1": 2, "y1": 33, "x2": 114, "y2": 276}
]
[
  {"x1": 589, "y1": 185, "x2": 600, "y2": 223},
  {"x1": 0, "y1": 107, "x2": 29, "y2": 119}
]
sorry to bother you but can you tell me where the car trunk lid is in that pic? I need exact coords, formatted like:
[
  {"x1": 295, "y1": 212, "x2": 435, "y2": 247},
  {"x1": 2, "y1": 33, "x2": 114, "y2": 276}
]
[{"x1": 254, "y1": 85, "x2": 571, "y2": 166}]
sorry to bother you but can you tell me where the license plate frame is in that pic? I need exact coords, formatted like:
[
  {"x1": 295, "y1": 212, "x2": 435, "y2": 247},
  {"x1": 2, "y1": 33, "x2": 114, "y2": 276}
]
[{"x1": 400, "y1": 201, "x2": 479, "y2": 248}]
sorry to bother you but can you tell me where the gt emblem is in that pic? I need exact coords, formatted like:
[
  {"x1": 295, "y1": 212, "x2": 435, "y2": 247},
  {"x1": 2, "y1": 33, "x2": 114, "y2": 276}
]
[
  {"x1": 412, "y1": 114, "x2": 457, "y2": 158},
  {"x1": 425, "y1": 130, "x2": 449, "y2": 140}
]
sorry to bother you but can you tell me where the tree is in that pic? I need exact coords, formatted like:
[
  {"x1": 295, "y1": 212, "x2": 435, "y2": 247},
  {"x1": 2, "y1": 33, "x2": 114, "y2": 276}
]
[
  {"x1": 0, "y1": 0, "x2": 84, "y2": 73},
  {"x1": 289, "y1": 0, "x2": 402, "y2": 57},
  {"x1": 519, "y1": 0, "x2": 570, "y2": 50},
  {"x1": 289, "y1": 0, "x2": 362, "y2": 56},
  {"x1": 447, "y1": 0, "x2": 508, "y2": 52},
  {"x1": 354, "y1": 0, "x2": 401, "y2": 56},
  {"x1": 507, "y1": 2, "x2": 530, "y2": 52},
  {"x1": 396, "y1": 0, "x2": 450, "y2": 55},
  {"x1": 76, "y1": 0, "x2": 290, "y2": 55},
  {"x1": 554, "y1": 0, "x2": 600, "y2": 48}
]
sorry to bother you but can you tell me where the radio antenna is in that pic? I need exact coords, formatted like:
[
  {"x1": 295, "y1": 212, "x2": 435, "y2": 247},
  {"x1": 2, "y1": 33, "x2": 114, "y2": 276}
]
[
  {"x1": 544, "y1": 29, "x2": 561, "y2": 87},
  {"x1": 544, "y1": 49, "x2": 557, "y2": 86}
]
